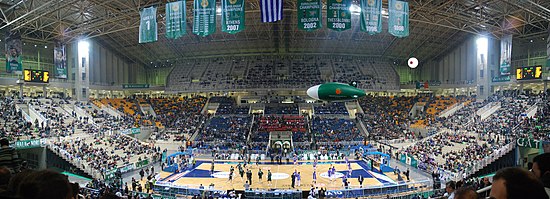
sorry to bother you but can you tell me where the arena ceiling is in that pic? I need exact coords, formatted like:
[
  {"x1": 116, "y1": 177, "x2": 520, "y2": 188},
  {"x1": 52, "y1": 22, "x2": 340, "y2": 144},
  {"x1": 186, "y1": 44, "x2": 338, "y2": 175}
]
[{"x1": 0, "y1": 0, "x2": 549, "y2": 67}]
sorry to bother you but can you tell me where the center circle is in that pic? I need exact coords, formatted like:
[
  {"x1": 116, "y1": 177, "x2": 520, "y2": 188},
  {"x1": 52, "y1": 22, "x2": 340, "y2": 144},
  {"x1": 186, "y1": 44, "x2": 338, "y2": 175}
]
[
  {"x1": 212, "y1": 171, "x2": 230, "y2": 178},
  {"x1": 319, "y1": 172, "x2": 344, "y2": 179},
  {"x1": 271, "y1": 173, "x2": 289, "y2": 180}
]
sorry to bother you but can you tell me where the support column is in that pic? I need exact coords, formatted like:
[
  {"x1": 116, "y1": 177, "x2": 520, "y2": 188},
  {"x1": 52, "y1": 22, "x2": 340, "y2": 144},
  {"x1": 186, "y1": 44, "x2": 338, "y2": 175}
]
[
  {"x1": 520, "y1": 83, "x2": 524, "y2": 93},
  {"x1": 544, "y1": 81, "x2": 548, "y2": 93},
  {"x1": 42, "y1": 85, "x2": 47, "y2": 98},
  {"x1": 19, "y1": 84, "x2": 23, "y2": 99}
]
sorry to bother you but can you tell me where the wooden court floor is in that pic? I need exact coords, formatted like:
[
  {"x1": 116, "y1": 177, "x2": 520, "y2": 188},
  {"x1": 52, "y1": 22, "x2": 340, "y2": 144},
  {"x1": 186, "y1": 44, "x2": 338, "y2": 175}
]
[{"x1": 157, "y1": 159, "x2": 414, "y2": 191}]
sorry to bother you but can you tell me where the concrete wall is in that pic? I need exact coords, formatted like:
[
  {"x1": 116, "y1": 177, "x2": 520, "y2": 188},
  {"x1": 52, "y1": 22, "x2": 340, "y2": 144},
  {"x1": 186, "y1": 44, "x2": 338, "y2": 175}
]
[{"x1": 415, "y1": 37, "x2": 479, "y2": 83}]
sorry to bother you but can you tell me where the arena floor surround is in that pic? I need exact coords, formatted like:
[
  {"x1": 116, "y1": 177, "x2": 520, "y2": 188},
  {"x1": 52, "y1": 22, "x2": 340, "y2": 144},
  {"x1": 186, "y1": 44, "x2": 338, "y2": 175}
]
[{"x1": 156, "y1": 159, "x2": 414, "y2": 191}]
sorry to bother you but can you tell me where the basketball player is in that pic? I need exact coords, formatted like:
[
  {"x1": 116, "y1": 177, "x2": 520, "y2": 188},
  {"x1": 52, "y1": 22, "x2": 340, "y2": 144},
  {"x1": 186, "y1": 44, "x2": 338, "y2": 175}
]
[
  {"x1": 312, "y1": 169, "x2": 317, "y2": 184},
  {"x1": 293, "y1": 154, "x2": 298, "y2": 166},
  {"x1": 239, "y1": 166, "x2": 245, "y2": 180},
  {"x1": 228, "y1": 169, "x2": 234, "y2": 182},
  {"x1": 327, "y1": 166, "x2": 333, "y2": 182},
  {"x1": 258, "y1": 169, "x2": 264, "y2": 182},
  {"x1": 296, "y1": 172, "x2": 302, "y2": 187},
  {"x1": 313, "y1": 157, "x2": 318, "y2": 169},
  {"x1": 210, "y1": 160, "x2": 215, "y2": 175},
  {"x1": 267, "y1": 170, "x2": 272, "y2": 186}
]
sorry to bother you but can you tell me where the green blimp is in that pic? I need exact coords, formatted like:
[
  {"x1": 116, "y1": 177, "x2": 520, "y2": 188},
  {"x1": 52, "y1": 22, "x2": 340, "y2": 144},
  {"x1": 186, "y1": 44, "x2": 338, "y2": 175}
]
[{"x1": 306, "y1": 82, "x2": 367, "y2": 102}]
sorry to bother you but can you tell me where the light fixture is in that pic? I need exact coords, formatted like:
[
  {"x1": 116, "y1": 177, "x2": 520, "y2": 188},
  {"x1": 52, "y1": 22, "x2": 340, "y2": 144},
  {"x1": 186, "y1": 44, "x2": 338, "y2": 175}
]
[
  {"x1": 78, "y1": 40, "x2": 90, "y2": 58},
  {"x1": 350, "y1": 5, "x2": 361, "y2": 14},
  {"x1": 476, "y1": 37, "x2": 488, "y2": 52}
]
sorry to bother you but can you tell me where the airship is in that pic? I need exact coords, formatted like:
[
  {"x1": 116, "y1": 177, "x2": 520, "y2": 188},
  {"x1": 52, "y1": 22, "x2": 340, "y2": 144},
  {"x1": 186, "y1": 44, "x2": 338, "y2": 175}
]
[{"x1": 307, "y1": 82, "x2": 367, "y2": 102}]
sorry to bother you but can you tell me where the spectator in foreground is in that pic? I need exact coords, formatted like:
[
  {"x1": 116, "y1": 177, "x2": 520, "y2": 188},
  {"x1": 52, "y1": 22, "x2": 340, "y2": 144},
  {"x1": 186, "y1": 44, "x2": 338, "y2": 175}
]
[
  {"x1": 444, "y1": 181, "x2": 456, "y2": 199},
  {"x1": 489, "y1": 167, "x2": 549, "y2": 199},
  {"x1": 454, "y1": 187, "x2": 479, "y2": 199},
  {"x1": 17, "y1": 170, "x2": 73, "y2": 199},
  {"x1": 533, "y1": 153, "x2": 550, "y2": 197},
  {"x1": 0, "y1": 139, "x2": 20, "y2": 174}
]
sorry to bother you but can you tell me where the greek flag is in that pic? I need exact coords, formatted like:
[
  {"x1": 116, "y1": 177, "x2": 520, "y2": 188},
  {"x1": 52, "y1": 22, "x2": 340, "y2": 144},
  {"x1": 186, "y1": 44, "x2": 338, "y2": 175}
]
[{"x1": 260, "y1": 0, "x2": 283, "y2": 23}]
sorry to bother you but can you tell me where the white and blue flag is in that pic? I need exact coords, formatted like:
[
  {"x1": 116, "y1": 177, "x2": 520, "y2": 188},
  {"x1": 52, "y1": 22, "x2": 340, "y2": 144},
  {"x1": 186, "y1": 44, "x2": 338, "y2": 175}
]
[{"x1": 260, "y1": 0, "x2": 283, "y2": 23}]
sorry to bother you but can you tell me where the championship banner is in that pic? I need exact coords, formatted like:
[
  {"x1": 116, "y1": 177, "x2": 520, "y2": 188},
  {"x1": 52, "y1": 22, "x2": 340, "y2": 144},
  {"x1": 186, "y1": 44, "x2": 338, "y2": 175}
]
[
  {"x1": 221, "y1": 0, "x2": 245, "y2": 34},
  {"x1": 193, "y1": 0, "x2": 216, "y2": 37},
  {"x1": 53, "y1": 40, "x2": 67, "y2": 79},
  {"x1": 360, "y1": 0, "x2": 382, "y2": 35},
  {"x1": 500, "y1": 34, "x2": 512, "y2": 76},
  {"x1": 297, "y1": 0, "x2": 322, "y2": 31},
  {"x1": 327, "y1": 0, "x2": 351, "y2": 31},
  {"x1": 166, "y1": 1, "x2": 186, "y2": 39},
  {"x1": 139, "y1": 6, "x2": 158, "y2": 43},
  {"x1": 5, "y1": 31, "x2": 22, "y2": 74},
  {"x1": 388, "y1": 0, "x2": 409, "y2": 37}
]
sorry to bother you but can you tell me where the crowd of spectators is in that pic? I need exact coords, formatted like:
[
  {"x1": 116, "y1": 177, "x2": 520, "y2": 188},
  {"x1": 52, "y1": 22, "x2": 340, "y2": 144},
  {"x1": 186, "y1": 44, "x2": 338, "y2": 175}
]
[
  {"x1": 311, "y1": 117, "x2": 361, "y2": 144},
  {"x1": 194, "y1": 116, "x2": 251, "y2": 150},
  {"x1": 314, "y1": 102, "x2": 348, "y2": 115},
  {"x1": 358, "y1": 95, "x2": 420, "y2": 141},
  {"x1": 257, "y1": 115, "x2": 306, "y2": 132},
  {"x1": 147, "y1": 96, "x2": 208, "y2": 133},
  {"x1": 167, "y1": 56, "x2": 401, "y2": 92},
  {"x1": 50, "y1": 132, "x2": 160, "y2": 178},
  {"x1": 264, "y1": 104, "x2": 299, "y2": 115},
  {"x1": 209, "y1": 96, "x2": 249, "y2": 115}
]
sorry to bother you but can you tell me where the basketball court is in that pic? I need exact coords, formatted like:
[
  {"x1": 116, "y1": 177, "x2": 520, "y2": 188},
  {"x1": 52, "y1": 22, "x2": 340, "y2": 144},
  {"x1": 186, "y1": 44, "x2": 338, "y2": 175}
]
[{"x1": 156, "y1": 158, "x2": 415, "y2": 191}]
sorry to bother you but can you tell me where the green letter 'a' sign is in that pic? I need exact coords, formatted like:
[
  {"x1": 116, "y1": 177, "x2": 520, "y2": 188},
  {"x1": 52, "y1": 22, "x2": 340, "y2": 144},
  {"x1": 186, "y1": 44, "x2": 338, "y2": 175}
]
[
  {"x1": 166, "y1": 1, "x2": 187, "y2": 39},
  {"x1": 221, "y1": 0, "x2": 245, "y2": 34},
  {"x1": 327, "y1": 0, "x2": 351, "y2": 31},
  {"x1": 297, "y1": 0, "x2": 322, "y2": 31},
  {"x1": 139, "y1": 6, "x2": 158, "y2": 43},
  {"x1": 360, "y1": 0, "x2": 382, "y2": 35},
  {"x1": 388, "y1": 0, "x2": 409, "y2": 37},
  {"x1": 193, "y1": 0, "x2": 216, "y2": 37}
]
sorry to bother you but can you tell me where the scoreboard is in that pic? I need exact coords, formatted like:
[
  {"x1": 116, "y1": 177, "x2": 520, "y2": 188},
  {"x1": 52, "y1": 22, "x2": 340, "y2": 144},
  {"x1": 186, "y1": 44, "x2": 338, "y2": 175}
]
[
  {"x1": 516, "y1": 66, "x2": 542, "y2": 80},
  {"x1": 23, "y1": 69, "x2": 50, "y2": 83}
]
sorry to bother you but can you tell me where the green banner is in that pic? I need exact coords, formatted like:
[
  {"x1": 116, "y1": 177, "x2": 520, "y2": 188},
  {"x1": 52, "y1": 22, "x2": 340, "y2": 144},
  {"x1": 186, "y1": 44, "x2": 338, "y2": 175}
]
[
  {"x1": 327, "y1": 0, "x2": 351, "y2": 31},
  {"x1": 53, "y1": 40, "x2": 67, "y2": 79},
  {"x1": 122, "y1": 84, "x2": 150, "y2": 89},
  {"x1": 139, "y1": 6, "x2": 158, "y2": 43},
  {"x1": 360, "y1": 0, "x2": 382, "y2": 35},
  {"x1": 193, "y1": 0, "x2": 216, "y2": 37},
  {"x1": 500, "y1": 34, "x2": 512, "y2": 76},
  {"x1": 166, "y1": 1, "x2": 187, "y2": 39},
  {"x1": 135, "y1": 159, "x2": 149, "y2": 168},
  {"x1": 517, "y1": 138, "x2": 541, "y2": 149},
  {"x1": 221, "y1": 0, "x2": 245, "y2": 34},
  {"x1": 122, "y1": 127, "x2": 141, "y2": 135},
  {"x1": 297, "y1": 0, "x2": 322, "y2": 31},
  {"x1": 492, "y1": 75, "x2": 511, "y2": 82},
  {"x1": 388, "y1": 0, "x2": 409, "y2": 37},
  {"x1": 13, "y1": 139, "x2": 43, "y2": 149},
  {"x1": 5, "y1": 31, "x2": 23, "y2": 74}
]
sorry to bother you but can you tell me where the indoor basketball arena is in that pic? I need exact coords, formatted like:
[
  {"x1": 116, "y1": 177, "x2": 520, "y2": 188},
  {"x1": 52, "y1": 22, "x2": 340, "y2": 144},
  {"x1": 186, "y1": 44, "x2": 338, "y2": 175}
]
[{"x1": 0, "y1": 0, "x2": 548, "y2": 199}]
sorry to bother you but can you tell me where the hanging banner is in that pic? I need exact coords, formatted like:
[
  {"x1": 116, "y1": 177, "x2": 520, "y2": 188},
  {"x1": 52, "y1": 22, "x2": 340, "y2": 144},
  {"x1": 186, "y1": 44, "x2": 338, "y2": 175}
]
[
  {"x1": 499, "y1": 34, "x2": 512, "y2": 76},
  {"x1": 193, "y1": 0, "x2": 216, "y2": 37},
  {"x1": 360, "y1": 0, "x2": 382, "y2": 35},
  {"x1": 166, "y1": 1, "x2": 187, "y2": 39},
  {"x1": 221, "y1": 0, "x2": 245, "y2": 34},
  {"x1": 327, "y1": 0, "x2": 351, "y2": 31},
  {"x1": 297, "y1": 0, "x2": 322, "y2": 31},
  {"x1": 388, "y1": 0, "x2": 409, "y2": 37},
  {"x1": 5, "y1": 31, "x2": 22, "y2": 74},
  {"x1": 53, "y1": 40, "x2": 67, "y2": 79},
  {"x1": 547, "y1": 28, "x2": 550, "y2": 75},
  {"x1": 139, "y1": 6, "x2": 158, "y2": 43},
  {"x1": 260, "y1": 0, "x2": 283, "y2": 23}
]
